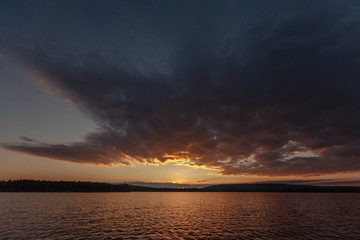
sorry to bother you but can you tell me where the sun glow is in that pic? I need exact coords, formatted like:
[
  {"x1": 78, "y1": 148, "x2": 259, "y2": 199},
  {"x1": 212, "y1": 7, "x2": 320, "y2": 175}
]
[
  {"x1": 159, "y1": 151, "x2": 220, "y2": 174},
  {"x1": 163, "y1": 151, "x2": 191, "y2": 160}
]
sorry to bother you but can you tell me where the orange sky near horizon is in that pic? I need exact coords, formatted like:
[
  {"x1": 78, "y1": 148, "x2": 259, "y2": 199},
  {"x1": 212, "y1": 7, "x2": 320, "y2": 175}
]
[{"x1": 1, "y1": 148, "x2": 360, "y2": 186}]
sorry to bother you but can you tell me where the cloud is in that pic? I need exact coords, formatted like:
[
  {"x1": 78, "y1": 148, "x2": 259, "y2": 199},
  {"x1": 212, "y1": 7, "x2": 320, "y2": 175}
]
[
  {"x1": 1, "y1": 1, "x2": 360, "y2": 176},
  {"x1": 19, "y1": 136, "x2": 36, "y2": 142},
  {"x1": 197, "y1": 180, "x2": 208, "y2": 183}
]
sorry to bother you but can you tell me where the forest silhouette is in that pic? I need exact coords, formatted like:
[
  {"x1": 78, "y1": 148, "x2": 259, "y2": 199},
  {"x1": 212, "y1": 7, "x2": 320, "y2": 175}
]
[{"x1": 1, "y1": 180, "x2": 360, "y2": 192}]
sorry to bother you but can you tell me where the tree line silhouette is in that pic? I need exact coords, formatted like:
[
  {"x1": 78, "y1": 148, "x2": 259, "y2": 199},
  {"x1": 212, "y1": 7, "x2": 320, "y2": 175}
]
[
  {"x1": 1, "y1": 180, "x2": 359, "y2": 192},
  {"x1": 0, "y1": 180, "x2": 131, "y2": 192}
]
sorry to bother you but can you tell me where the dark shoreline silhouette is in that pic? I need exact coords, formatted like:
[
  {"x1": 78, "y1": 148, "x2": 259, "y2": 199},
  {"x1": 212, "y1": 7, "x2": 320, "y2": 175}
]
[
  {"x1": 1, "y1": 180, "x2": 360, "y2": 192},
  {"x1": 0, "y1": 180, "x2": 131, "y2": 192}
]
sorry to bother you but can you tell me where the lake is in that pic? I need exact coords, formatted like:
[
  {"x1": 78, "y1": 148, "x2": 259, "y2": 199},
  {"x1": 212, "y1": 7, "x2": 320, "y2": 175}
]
[{"x1": 1, "y1": 192, "x2": 359, "y2": 239}]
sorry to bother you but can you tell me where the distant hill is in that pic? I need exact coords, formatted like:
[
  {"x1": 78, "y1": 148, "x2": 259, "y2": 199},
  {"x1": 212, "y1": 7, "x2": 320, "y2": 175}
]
[
  {"x1": 202, "y1": 183, "x2": 360, "y2": 192},
  {"x1": 1, "y1": 180, "x2": 360, "y2": 192}
]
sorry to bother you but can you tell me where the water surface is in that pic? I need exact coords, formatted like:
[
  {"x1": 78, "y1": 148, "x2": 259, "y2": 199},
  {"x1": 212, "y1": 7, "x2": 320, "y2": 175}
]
[{"x1": 1, "y1": 192, "x2": 359, "y2": 239}]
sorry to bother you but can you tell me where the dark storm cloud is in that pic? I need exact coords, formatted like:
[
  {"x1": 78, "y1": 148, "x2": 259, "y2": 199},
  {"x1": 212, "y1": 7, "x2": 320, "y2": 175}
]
[{"x1": 1, "y1": 0, "x2": 360, "y2": 176}]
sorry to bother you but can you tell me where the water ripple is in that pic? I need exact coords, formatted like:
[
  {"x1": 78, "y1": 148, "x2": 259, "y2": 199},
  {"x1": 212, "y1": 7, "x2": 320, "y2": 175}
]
[{"x1": 1, "y1": 192, "x2": 359, "y2": 239}]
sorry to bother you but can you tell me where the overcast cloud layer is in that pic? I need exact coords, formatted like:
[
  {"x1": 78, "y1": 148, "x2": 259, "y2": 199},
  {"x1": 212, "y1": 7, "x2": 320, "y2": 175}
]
[{"x1": 1, "y1": 0, "x2": 360, "y2": 176}]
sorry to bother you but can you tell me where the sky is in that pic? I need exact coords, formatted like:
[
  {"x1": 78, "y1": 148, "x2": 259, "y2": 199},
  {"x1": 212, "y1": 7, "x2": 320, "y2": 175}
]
[{"x1": 1, "y1": 0, "x2": 360, "y2": 187}]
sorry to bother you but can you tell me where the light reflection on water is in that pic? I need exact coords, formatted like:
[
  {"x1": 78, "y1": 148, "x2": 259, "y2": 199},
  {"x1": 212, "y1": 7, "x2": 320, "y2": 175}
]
[{"x1": 1, "y1": 192, "x2": 360, "y2": 239}]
